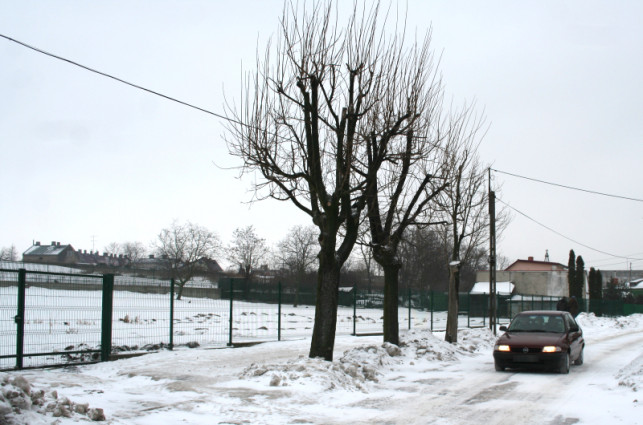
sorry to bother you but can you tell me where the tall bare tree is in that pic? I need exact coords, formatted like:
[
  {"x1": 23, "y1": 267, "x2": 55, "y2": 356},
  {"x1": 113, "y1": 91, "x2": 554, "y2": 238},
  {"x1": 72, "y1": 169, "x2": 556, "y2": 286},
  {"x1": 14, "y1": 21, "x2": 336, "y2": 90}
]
[
  {"x1": 227, "y1": 225, "x2": 269, "y2": 279},
  {"x1": 437, "y1": 106, "x2": 488, "y2": 343},
  {"x1": 156, "y1": 221, "x2": 221, "y2": 300},
  {"x1": 226, "y1": 1, "x2": 428, "y2": 360},
  {"x1": 277, "y1": 225, "x2": 318, "y2": 306},
  {"x1": 355, "y1": 31, "x2": 454, "y2": 344}
]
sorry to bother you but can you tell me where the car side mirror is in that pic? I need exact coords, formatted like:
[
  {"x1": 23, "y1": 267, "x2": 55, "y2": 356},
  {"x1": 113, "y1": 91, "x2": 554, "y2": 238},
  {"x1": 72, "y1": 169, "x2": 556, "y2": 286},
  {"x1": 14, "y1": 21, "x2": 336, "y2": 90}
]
[{"x1": 499, "y1": 325, "x2": 508, "y2": 332}]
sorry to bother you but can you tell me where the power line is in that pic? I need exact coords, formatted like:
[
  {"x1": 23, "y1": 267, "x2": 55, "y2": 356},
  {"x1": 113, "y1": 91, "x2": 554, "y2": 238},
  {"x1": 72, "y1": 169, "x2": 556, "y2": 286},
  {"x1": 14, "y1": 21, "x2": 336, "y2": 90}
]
[
  {"x1": 0, "y1": 32, "x2": 239, "y2": 125},
  {"x1": 491, "y1": 168, "x2": 643, "y2": 203},
  {"x1": 496, "y1": 196, "x2": 643, "y2": 262}
]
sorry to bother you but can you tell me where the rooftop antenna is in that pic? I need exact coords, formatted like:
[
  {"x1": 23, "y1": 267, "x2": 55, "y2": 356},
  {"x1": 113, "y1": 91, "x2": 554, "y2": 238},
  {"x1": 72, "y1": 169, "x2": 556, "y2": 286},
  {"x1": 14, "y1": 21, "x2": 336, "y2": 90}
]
[{"x1": 544, "y1": 249, "x2": 550, "y2": 262}]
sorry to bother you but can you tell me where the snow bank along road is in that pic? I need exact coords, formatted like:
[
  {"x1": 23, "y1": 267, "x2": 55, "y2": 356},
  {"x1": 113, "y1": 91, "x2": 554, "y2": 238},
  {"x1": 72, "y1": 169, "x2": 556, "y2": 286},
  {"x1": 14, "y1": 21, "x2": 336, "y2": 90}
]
[{"x1": 2, "y1": 314, "x2": 642, "y2": 425}]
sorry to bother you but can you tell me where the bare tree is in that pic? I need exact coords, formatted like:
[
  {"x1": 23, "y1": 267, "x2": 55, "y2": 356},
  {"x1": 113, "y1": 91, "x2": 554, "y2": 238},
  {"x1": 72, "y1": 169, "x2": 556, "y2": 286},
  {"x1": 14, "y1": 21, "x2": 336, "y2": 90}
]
[
  {"x1": 0, "y1": 245, "x2": 18, "y2": 261},
  {"x1": 277, "y1": 225, "x2": 318, "y2": 306},
  {"x1": 104, "y1": 241, "x2": 146, "y2": 265},
  {"x1": 122, "y1": 241, "x2": 146, "y2": 264},
  {"x1": 399, "y1": 227, "x2": 449, "y2": 291},
  {"x1": 156, "y1": 221, "x2": 221, "y2": 300},
  {"x1": 437, "y1": 106, "x2": 488, "y2": 343},
  {"x1": 225, "y1": 1, "x2": 419, "y2": 360},
  {"x1": 352, "y1": 24, "x2": 456, "y2": 344},
  {"x1": 104, "y1": 242, "x2": 121, "y2": 256},
  {"x1": 227, "y1": 225, "x2": 269, "y2": 280}
]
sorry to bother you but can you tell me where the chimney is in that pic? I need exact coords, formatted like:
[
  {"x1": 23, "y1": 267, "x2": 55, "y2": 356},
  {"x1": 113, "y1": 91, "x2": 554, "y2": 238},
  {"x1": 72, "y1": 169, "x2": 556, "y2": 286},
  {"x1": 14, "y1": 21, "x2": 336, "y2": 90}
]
[
  {"x1": 528, "y1": 256, "x2": 534, "y2": 262},
  {"x1": 35, "y1": 241, "x2": 41, "y2": 246},
  {"x1": 57, "y1": 242, "x2": 61, "y2": 247},
  {"x1": 149, "y1": 254, "x2": 155, "y2": 259},
  {"x1": 51, "y1": 241, "x2": 56, "y2": 246}
]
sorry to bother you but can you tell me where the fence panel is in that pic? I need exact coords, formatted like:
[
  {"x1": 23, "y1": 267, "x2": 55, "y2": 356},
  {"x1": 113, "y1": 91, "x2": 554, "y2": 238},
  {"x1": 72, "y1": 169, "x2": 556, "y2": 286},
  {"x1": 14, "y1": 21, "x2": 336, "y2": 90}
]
[
  {"x1": 4, "y1": 267, "x2": 641, "y2": 372},
  {"x1": 0, "y1": 270, "x2": 105, "y2": 370},
  {"x1": 111, "y1": 278, "x2": 172, "y2": 351},
  {"x1": 23, "y1": 272, "x2": 103, "y2": 368}
]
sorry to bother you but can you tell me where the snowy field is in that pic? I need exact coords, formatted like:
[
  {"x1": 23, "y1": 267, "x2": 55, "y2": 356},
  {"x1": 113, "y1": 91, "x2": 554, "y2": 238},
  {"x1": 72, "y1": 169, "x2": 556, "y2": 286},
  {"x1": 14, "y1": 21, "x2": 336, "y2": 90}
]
[{"x1": 1, "y1": 312, "x2": 642, "y2": 424}]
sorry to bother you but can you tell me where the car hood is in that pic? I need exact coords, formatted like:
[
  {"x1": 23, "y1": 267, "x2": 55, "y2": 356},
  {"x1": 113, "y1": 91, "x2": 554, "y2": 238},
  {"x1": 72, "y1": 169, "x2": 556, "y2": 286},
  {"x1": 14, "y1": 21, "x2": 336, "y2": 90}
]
[{"x1": 496, "y1": 332, "x2": 566, "y2": 347}]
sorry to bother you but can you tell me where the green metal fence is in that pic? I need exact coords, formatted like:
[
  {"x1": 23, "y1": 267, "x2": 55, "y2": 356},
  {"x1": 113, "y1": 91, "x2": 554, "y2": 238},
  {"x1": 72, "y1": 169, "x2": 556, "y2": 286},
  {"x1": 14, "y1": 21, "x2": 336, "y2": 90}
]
[{"x1": 2, "y1": 268, "x2": 641, "y2": 371}]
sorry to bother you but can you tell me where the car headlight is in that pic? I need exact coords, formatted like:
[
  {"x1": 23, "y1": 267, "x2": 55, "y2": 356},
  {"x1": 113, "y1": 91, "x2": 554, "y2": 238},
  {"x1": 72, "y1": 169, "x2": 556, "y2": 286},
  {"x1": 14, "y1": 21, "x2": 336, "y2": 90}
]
[
  {"x1": 495, "y1": 344, "x2": 510, "y2": 352},
  {"x1": 542, "y1": 346, "x2": 562, "y2": 353}
]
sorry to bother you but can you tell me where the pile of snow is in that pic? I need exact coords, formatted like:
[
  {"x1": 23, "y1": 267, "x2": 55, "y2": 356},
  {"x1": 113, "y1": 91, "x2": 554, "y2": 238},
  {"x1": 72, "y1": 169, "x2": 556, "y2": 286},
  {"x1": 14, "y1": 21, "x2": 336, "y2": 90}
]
[
  {"x1": 240, "y1": 326, "x2": 497, "y2": 392},
  {"x1": 616, "y1": 353, "x2": 643, "y2": 392},
  {"x1": 0, "y1": 374, "x2": 105, "y2": 424}
]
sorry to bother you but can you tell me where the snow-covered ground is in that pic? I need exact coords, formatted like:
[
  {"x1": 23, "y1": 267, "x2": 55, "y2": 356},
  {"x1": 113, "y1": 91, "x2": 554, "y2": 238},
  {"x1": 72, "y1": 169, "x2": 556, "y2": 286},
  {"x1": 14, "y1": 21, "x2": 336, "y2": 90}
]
[
  {"x1": 1, "y1": 285, "x2": 489, "y2": 369},
  {"x1": 1, "y1": 312, "x2": 642, "y2": 424}
]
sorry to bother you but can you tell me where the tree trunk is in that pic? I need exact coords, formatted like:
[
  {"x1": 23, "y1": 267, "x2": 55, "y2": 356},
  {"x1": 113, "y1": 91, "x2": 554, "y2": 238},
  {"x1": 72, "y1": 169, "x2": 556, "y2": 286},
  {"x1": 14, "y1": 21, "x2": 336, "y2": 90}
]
[
  {"x1": 176, "y1": 282, "x2": 185, "y2": 300},
  {"x1": 382, "y1": 263, "x2": 400, "y2": 346},
  {"x1": 309, "y1": 258, "x2": 340, "y2": 361},
  {"x1": 445, "y1": 262, "x2": 460, "y2": 343}
]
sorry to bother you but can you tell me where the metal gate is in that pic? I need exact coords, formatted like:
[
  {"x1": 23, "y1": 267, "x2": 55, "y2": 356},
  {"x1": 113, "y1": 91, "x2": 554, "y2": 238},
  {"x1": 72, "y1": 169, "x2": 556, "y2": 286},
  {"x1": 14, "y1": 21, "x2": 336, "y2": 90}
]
[{"x1": 0, "y1": 268, "x2": 113, "y2": 371}]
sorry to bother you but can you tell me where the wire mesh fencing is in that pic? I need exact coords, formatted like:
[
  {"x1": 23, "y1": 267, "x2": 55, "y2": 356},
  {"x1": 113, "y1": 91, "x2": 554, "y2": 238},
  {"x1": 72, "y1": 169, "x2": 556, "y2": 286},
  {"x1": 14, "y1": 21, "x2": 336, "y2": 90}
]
[{"x1": 4, "y1": 266, "x2": 633, "y2": 371}]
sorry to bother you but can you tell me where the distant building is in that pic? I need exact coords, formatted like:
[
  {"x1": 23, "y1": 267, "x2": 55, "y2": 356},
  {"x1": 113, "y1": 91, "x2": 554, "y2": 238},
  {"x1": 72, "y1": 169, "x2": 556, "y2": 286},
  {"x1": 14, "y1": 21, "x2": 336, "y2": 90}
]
[
  {"x1": 505, "y1": 257, "x2": 566, "y2": 272},
  {"x1": 477, "y1": 256, "x2": 585, "y2": 298},
  {"x1": 21, "y1": 241, "x2": 223, "y2": 280},
  {"x1": 22, "y1": 241, "x2": 78, "y2": 265}
]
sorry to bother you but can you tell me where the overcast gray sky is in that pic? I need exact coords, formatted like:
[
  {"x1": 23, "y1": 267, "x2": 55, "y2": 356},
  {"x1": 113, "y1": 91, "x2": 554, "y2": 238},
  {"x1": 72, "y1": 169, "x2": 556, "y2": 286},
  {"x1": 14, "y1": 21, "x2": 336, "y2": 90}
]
[{"x1": 1, "y1": 1, "x2": 641, "y2": 271}]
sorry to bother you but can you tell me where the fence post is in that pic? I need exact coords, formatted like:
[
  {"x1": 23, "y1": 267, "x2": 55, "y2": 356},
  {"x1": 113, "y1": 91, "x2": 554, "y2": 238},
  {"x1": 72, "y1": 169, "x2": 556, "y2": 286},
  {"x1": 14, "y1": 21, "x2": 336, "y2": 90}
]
[
  {"x1": 278, "y1": 281, "x2": 282, "y2": 341},
  {"x1": 15, "y1": 269, "x2": 26, "y2": 369},
  {"x1": 169, "y1": 278, "x2": 175, "y2": 350},
  {"x1": 228, "y1": 278, "x2": 234, "y2": 346},
  {"x1": 408, "y1": 287, "x2": 412, "y2": 330},
  {"x1": 101, "y1": 274, "x2": 114, "y2": 362},
  {"x1": 467, "y1": 292, "x2": 471, "y2": 328},
  {"x1": 430, "y1": 290, "x2": 434, "y2": 332},
  {"x1": 352, "y1": 286, "x2": 357, "y2": 336}
]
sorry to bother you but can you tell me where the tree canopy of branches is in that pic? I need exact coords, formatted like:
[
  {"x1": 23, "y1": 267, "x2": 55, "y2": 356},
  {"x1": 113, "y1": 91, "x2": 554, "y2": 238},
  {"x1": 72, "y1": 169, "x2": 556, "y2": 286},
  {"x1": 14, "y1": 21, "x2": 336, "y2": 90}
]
[
  {"x1": 104, "y1": 241, "x2": 147, "y2": 265},
  {"x1": 0, "y1": 245, "x2": 18, "y2": 261},
  {"x1": 277, "y1": 225, "x2": 318, "y2": 306},
  {"x1": 227, "y1": 225, "x2": 269, "y2": 279},
  {"x1": 155, "y1": 221, "x2": 221, "y2": 300},
  {"x1": 225, "y1": 1, "x2": 441, "y2": 360}
]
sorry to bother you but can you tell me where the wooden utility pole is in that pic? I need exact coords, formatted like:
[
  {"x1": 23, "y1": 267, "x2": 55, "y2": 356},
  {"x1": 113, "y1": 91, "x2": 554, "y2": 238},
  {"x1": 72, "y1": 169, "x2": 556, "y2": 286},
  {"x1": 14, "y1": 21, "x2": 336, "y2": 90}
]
[{"x1": 488, "y1": 168, "x2": 497, "y2": 335}]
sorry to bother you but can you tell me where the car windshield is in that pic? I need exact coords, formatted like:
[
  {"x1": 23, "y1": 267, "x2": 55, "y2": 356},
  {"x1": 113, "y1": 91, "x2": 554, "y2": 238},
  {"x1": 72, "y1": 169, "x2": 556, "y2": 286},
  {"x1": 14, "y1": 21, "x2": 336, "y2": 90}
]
[{"x1": 508, "y1": 314, "x2": 565, "y2": 333}]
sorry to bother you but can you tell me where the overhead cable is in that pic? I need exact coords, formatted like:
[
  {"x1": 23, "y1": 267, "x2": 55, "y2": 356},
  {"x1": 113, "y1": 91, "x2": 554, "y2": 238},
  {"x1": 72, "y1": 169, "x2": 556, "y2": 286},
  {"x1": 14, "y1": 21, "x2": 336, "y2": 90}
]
[
  {"x1": 496, "y1": 197, "x2": 643, "y2": 262},
  {"x1": 491, "y1": 168, "x2": 643, "y2": 203},
  {"x1": 0, "y1": 33, "x2": 237, "y2": 124}
]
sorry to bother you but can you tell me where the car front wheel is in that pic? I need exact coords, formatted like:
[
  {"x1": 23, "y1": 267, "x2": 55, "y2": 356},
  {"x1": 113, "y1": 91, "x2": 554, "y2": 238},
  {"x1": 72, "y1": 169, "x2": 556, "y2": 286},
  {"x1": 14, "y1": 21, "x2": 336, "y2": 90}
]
[{"x1": 559, "y1": 352, "x2": 570, "y2": 374}]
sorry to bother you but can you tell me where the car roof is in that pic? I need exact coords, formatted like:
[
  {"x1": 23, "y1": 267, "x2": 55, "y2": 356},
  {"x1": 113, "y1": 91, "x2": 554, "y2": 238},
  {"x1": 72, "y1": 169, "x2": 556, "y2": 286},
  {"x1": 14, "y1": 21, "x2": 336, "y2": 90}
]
[{"x1": 514, "y1": 310, "x2": 568, "y2": 316}]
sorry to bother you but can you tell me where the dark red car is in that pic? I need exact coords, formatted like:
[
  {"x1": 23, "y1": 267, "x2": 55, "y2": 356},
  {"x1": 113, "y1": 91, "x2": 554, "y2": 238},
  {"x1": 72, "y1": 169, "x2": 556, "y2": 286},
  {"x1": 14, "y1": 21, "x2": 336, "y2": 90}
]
[{"x1": 493, "y1": 310, "x2": 584, "y2": 373}]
